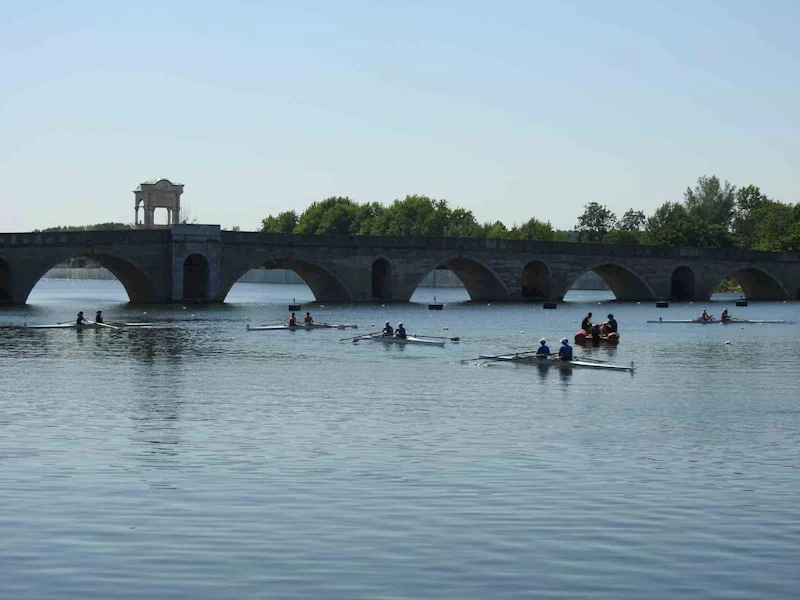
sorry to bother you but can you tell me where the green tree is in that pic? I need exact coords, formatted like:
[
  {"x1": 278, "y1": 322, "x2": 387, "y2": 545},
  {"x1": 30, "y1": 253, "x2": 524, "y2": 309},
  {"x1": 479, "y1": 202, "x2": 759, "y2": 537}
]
[
  {"x1": 443, "y1": 207, "x2": 483, "y2": 237},
  {"x1": 576, "y1": 202, "x2": 617, "y2": 242},
  {"x1": 261, "y1": 210, "x2": 299, "y2": 233},
  {"x1": 684, "y1": 175, "x2": 736, "y2": 229},
  {"x1": 732, "y1": 185, "x2": 770, "y2": 248},
  {"x1": 483, "y1": 221, "x2": 510, "y2": 239},
  {"x1": 603, "y1": 229, "x2": 643, "y2": 245},
  {"x1": 619, "y1": 209, "x2": 646, "y2": 231},
  {"x1": 510, "y1": 218, "x2": 560, "y2": 241},
  {"x1": 750, "y1": 201, "x2": 800, "y2": 252},
  {"x1": 38, "y1": 222, "x2": 134, "y2": 232},
  {"x1": 646, "y1": 201, "x2": 732, "y2": 248},
  {"x1": 295, "y1": 197, "x2": 359, "y2": 234}
]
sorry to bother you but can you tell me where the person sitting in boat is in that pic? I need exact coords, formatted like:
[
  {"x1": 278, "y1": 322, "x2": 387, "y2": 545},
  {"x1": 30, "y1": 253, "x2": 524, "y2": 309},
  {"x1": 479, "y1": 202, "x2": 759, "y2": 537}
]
[
  {"x1": 303, "y1": 312, "x2": 314, "y2": 325},
  {"x1": 95, "y1": 311, "x2": 104, "y2": 324},
  {"x1": 720, "y1": 308, "x2": 730, "y2": 322},
  {"x1": 382, "y1": 321, "x2": 394, "y2": 336},
  {"x1": 558, "y1": 338, "x2": 573, "y2": 361},
  {"x1": 700, "y1": 308, "x2": 712, "y2": 322},
  {"x1": 395, "y1": 322, "x2": 407, "y2": 339},
  {"x1": 76, "y1": 311, "x2": 87, "y2": 326},
  {"x1": 581, "y1": 312, "x2": 593, "y2": 332},
  {"x1": 603, "y1": 313, "x2": 617, "y2": 334},
  {"x1": 288, "y1": 312, "x2": 297, "y2": 326},
  {"x1": 536, "y1": 338, "x2": 550, "y2": 358}
]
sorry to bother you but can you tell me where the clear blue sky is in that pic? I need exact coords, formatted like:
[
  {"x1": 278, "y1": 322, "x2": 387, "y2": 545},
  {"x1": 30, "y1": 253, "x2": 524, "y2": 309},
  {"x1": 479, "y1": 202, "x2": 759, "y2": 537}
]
[{"x1": 2, "y1": 0, "x2": 799, "y2": 232}]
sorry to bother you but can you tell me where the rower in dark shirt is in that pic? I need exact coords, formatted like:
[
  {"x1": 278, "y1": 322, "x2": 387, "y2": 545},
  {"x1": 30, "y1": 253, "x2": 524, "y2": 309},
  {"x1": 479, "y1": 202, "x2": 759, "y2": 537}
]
[
  {"x1": 95, "y1": 310, "x2": 104, "y2": 324},
  {"x1": 395, "y1": 322, "x2": 407, "y2": 339},
  {"x1": 581, "y1": 312, "x2": 593, "y2": 332},
  {"x1": 76, "y1": 311, "x2": 87, "y2": 325},
  {"x1": 558, "y1": 338, "x2": 573, "y2": 361},
  {"x1": 604, "y1": 313, "x2": 617, "y2": 334}
]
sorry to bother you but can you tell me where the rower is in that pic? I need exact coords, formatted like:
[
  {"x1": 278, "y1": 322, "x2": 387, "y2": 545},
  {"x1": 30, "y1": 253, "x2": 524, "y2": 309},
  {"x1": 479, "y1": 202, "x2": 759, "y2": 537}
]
[
  {"x1": 536, "y1": 338, "x2": 550, "y2": 358},
  {"x1": 700, "y1": 308, "x2": 712, "y2": 322},
  {"x1": 581, "y1": 312, "x2": 593, "y2": 332},
  {"x1": 382, "y1": 321, "x2": 394, "y2": 336},
  {"x1": 395, "y1": 322, "x2": 407, "y2": 339},
  {"x1": 288, "y1": 312, "x2": 297, "y2": 326},
  {"x1": 95, "y1": 310, "x2": 104, "y2": 324},
  {"x1": 303, "y1": 312, "x2": 314, "y2": 325},
  {"x1": 603, "y1": 313, "x2": 617, "y2": 334},
  {"x1": 558, "y1": 338, "x2": 573, "y2": 361},
  {"x1": 76, "y1": 311, "x2": 87, "y2": 325},
  {"x1": 721, "y1": 308, "x2": 729, "y2": 322}
]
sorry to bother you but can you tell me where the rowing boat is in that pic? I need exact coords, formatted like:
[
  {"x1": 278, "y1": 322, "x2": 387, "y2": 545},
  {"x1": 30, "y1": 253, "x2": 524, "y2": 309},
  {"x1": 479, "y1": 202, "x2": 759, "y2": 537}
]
[
  {"x1": 479, "y1": 354, "x2": 635, "y2": 371},
  {"x1": 355, "y1": 334, "x2": 446, "y2": 346},
  {"x1": 646, "y1": 318, "x2": 789, "y2": 324},
  {"x1": 247, "y1": 323, "x2": 358, "y2": 331},
  {"x1": 25, "y1": 322, "x2": 118, "y2": 330},
  {"x1": 24, "y1": 321, "x2": 152, "y2": 330}
]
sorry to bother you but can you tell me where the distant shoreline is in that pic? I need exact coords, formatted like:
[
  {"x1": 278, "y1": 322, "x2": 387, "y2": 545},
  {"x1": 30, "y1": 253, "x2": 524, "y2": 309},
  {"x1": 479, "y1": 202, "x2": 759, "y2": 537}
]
[{"x1": 42, "y1": 267, "x2": 610, "y2": 290}]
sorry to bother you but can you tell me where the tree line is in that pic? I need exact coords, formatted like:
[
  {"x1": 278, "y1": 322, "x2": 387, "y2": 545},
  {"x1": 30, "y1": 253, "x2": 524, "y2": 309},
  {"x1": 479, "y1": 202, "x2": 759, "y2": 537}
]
[{"x1": 261, "y1": 176, "x2": 800, "y2": 252}]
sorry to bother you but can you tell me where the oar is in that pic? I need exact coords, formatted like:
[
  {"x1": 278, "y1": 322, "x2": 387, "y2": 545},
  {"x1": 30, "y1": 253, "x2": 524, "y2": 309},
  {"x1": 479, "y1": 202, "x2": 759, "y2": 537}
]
[
  {"x1": 95, "y1": 322, "x2": 119, "y2": 330},
  {"x1": 411, "y1": 334, "x2": 461, "y2": 342},
  {"x1": 341, "y1": 330, "x2": 379, "y2": 342},
  {"x1": 572, "y1": 355, "x2": 608, "y2": 364},
  {"x1": 460, "y1": 350, "x2": 539, "y2": 364}
]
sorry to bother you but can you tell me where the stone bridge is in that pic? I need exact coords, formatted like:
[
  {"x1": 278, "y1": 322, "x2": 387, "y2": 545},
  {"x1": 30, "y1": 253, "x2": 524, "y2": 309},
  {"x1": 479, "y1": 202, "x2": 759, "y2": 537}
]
[{"x1": 1, "y1": 225, "x2": 798, "y2": 304}]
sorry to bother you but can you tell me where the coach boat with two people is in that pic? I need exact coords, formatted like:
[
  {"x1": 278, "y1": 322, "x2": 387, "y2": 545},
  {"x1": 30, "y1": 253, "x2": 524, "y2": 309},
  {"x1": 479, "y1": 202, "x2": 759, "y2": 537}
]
[{"x1": 574, "y1": 312, "x2": 620, "y2": 345}]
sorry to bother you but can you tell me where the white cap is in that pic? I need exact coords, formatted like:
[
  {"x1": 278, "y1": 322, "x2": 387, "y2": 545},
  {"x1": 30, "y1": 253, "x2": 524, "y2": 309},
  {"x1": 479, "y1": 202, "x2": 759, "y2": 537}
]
[
  {"x1": 540, "y1": 338, "x2": 546, "y2": 344},
  {"x1": 561, "y1": 338, "x2": 568, "y2": 343},
  {"x1": 385, "y1": 321, "x2": 390, "y2": 325}
]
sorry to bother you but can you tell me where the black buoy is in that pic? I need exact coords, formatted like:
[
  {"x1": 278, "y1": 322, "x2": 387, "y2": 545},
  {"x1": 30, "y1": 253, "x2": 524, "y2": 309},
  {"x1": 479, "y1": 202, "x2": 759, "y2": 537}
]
[
  {"x1": 542, "y1": 302, "x2": 557, "y2": 309},
  {"x1": 735, "y1": 299, "x2": 748, "y2": 307},
  {"x1": 656, "y1": 301, "x2": 669, "y2": 308},
  {"x1": 428, "y1": 296, "x2": 444, "y2": 310},
  {"x1": 288, "y1": 297, "x2": 301, "y2": 311}
]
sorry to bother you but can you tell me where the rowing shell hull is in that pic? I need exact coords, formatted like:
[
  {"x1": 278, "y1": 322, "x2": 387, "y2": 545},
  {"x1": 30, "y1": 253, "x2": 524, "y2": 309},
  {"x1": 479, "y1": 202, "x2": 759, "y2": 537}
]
[
  {"x1": 361, "y1": 335, "x2": 446, "y2": 346},
  {"x1": 26, "y1": 322, "x2": 116, "y2": 330},
  {"x1": 646, "y1": 319, "x2": 789, "y2": 324},
  {"x1": 247, "y1": 323, "x2": 358, "y2": 331},
  {"x1": 481, "y1": 354, "x2": 634, "y2": 372}
]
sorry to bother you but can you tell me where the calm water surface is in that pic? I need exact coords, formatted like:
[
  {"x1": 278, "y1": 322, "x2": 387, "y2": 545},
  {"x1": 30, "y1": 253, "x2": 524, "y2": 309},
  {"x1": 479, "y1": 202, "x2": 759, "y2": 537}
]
[{"x1": 1, "y1": 280, "x2": 799, "y2": 599}]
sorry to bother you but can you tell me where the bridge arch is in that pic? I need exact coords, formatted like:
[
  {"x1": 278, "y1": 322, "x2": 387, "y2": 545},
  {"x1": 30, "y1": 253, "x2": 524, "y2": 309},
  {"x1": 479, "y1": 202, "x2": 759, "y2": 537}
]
[
  {"x1": 0, "y1": 257, "x2": 10, "y2": 302},
  {"x1": 716, "y1": 266, "x2": 789, "y2": 300},
  {"x1": 521, "y1": 260, "x2": 551, "y2": 300},
  {"x1": 183, "y1": 253, "x2": 210, "y2": 300},
  {"x1": 564, "y1": 262, "x2": 655, "y2": 301},
  {"x1": 23, "y1": 249, "x2": 161, "y2": 304},
  {"x1": 411, "y1": 254, "x2": 509, "y2": 301},
  {"x1": 220, "y1": 252, "x2": 354, "y2": 302},
  {"x1": 671, "y1": 266, "x2": 696, "y2": 301},
  {"x1": 371, "y1": 257, "x2": 392, "y2": 301}
]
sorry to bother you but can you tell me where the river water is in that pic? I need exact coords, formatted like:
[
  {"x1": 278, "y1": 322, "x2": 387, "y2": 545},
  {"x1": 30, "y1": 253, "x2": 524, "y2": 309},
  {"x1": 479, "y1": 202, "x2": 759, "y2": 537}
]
[{"x1": 1, "y1": 280, "x2": 799, "y2": 599}]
